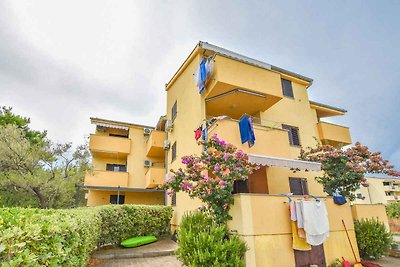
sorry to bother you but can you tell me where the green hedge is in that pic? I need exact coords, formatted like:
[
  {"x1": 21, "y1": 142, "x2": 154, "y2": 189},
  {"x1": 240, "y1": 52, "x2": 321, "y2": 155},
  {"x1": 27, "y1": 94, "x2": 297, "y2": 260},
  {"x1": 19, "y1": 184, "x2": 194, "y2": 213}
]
[
  {"x1": 0, "y1": 205, "x2": 172, "y2": 267},
  {"x1": 177, "y1": 212, "x2": 247, "y2": 267},
  {"x1": 386, "y1": 202, "x2": 400, "y2": 219}
]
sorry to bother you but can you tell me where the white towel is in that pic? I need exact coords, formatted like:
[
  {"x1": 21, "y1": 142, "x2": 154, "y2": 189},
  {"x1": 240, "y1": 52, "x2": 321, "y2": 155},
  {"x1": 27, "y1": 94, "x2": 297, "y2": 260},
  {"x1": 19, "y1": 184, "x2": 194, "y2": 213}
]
[
  {"x1": 302, "y1": 201, "x2": 330, "y2": 246},
  {"x1": 296, "y1": 201, "x2": 304, "y2": 228}
]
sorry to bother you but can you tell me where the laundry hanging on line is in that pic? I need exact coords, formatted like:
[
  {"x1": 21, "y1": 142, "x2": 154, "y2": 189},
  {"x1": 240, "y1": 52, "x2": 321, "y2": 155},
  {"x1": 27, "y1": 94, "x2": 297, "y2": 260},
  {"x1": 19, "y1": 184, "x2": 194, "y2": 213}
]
[
  {"x1": 289, "y1": 198, "x2": 329, "y2": 248},
  {"x1": 289, "y1": 199, "x2": 311, "y2": 251},
  {"x1": 238, "y1": 115, "x2": 256, "y2": 148},
  {"x1": 194, "y1": 57, "x2": 214, "y2": 94}
]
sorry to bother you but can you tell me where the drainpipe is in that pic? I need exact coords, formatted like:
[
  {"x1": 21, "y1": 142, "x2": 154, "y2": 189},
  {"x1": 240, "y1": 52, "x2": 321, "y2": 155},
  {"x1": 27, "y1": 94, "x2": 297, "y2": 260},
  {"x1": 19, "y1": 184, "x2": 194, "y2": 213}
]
[
  {"x1": 117, "y1": 186, "x2": 120, "y2": 205},
  {"x1": 164, "y1": 130, "x2": 169, "y2": 206}
]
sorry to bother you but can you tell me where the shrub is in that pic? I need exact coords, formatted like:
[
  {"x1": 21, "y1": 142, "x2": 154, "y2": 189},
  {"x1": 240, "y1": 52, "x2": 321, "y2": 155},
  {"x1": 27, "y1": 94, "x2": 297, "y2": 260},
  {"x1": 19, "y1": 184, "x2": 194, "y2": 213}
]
[
  {"x1": 354, "y1": 218, "x2": 392, "y2": 259},
  {"x1": 177, "y1": 212, "x2": 247, "y2": 267},
  {"x1": 386, "y1": 202, "x2": 400, "y2": 219},
  {"x1": 0, "y1": 205, "x2": 173, "y2": 267},
  {"x1": 96, "y1": 205, "x2": 173, "y2": 246}
]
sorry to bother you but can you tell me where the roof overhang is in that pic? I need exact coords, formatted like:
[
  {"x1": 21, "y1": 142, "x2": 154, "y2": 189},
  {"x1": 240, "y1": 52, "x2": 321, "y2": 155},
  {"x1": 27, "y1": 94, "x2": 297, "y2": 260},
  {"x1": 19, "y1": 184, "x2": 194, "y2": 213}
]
[
  {"x1": 310, "y1": 101, "x2": 347, "y2": 118},
  {"x1": 90, "y1": 117, "x2": 154, "y2": 130},
  {"x1": 248, "y1": 154, "x2": 322, "y2": 172},
  {"x1": 166, "y1": 41, "x2": 313, "y2": 90}
]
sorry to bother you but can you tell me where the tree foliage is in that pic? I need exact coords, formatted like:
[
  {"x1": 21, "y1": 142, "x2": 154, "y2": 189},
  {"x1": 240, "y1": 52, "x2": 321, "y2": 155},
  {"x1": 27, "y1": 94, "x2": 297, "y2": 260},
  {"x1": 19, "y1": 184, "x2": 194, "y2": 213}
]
[
  {"x1": 0, "y1": 106, "x2": 47, "y2": 145},
  {"x1": 162, "y1": 134, "x2": 256, "y2": 224},
  {"x1": 300, "y1": 142, "x2": 400, "y2": 200},
  {"x1": 0, "y1": 125, "x2": 90, "y2": 209}
]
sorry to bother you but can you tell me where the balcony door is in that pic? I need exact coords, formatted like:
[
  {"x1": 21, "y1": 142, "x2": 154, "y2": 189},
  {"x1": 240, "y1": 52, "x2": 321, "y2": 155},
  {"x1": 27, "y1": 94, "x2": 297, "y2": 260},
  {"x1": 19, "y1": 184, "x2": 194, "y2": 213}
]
[{"x1": 248, "y1": 166, "x2": 268, "y2": 194}]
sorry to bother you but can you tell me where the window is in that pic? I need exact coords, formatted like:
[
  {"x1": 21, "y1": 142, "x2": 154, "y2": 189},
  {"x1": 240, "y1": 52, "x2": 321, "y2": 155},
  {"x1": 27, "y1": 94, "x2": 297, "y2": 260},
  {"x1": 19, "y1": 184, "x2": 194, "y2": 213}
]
[
  {"x1": 109, "y1": 133, "x2": 129, "y2": 138},
  {"x1": 171, "y1": 101, "x2": 177, "y2": 122},
  {"x1": 289, "y1": 177, "x2": 309, "y2": 195},
  {"x1": 232, "y1": 180, "x2": 249, "y2": 194},
  {"x1": 282, "y1": 124, "x2": 301, "y2": 146},
  {"x1": 110, "y1": 195, "x2": 125, "y2": 204},
  {"x1": 383, "y1": 182, "x2": 390, "y2": 186},
  {"x1": 281, "y1": 78, "x2": 294, "y2": 98},
  {"x1": 106, "y1": 164, "x2": 127, "y2": 172},
  {"x1": 171, "y1": 192, "x2": 177, "y2": 206},
  {"x1": 171, "y1": 142, "x2": 177, "y2": 162}
]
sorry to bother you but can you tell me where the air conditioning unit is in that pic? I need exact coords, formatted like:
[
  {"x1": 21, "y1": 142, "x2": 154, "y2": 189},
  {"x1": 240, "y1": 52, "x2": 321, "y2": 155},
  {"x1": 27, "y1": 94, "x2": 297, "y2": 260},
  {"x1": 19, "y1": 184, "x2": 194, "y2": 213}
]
[
  {"x1": 163, "y1": 140, "x2": 170, "y2": 150},
  {"x1": 144, "y1": 160, "x2": 153, "y2": 167},
  {"x1": 165, "y1": 119, "x2": 174, "y2": 132},
  {"x1": 144, "y1": 128, "x2": 152, "y2": 135}
]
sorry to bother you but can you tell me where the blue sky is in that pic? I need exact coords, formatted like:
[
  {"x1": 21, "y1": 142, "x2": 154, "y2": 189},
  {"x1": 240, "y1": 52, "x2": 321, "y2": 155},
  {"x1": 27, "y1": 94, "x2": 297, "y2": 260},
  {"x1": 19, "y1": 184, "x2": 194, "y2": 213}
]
[{"x1": 1, "y1": 0, "x2": 399, "y2": 167}]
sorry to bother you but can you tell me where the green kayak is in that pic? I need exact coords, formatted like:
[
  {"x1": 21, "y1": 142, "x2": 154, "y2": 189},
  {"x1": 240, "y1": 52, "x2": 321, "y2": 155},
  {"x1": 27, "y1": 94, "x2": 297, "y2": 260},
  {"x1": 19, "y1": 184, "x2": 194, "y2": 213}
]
[{"x1": 120, "y1": 236, "x2": 157, "y2": 248}]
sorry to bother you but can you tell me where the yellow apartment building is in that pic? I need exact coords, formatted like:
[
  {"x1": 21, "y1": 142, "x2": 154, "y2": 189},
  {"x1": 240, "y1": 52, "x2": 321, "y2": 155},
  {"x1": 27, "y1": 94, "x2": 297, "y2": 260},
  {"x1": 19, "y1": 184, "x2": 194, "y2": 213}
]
[
  {"x1": 83, "y1": 117, "x2": 167, "y2": 206},
  {"x1": 84, "y1": 41, "x2": 388, "y2": 266},
  {"x1": 353, "y1": 176, "x2": 400, "y2": 205},
  {"x1": 164, "y1": 42, "x2": 357, "y2": 266}
]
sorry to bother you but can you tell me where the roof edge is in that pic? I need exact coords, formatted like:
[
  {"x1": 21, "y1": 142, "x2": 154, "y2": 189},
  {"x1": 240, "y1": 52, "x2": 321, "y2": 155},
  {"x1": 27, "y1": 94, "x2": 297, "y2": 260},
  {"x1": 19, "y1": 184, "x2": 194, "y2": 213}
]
[
  {"x1": 90, "y1": 117, "x2": 155, "y2": 129},
  {"x1": 309, "y1": 100, "x2": 347, "y2": 113}
]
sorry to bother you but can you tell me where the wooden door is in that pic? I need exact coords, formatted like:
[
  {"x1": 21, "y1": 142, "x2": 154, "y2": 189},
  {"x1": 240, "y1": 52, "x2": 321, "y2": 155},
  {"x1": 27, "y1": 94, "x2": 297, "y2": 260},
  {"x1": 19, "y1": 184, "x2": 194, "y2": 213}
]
[
  {"x1": 248, "y1": 166, "x2": 268, "y2": 194},
  {"x1": 294, "y1": 245, "x2": 326, "y2": 267}
]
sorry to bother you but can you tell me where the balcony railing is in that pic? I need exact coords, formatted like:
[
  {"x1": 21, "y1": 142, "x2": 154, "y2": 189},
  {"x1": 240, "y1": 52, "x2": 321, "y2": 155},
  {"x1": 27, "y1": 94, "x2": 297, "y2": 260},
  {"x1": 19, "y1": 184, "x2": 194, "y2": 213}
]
[
  {"x1": 317, "y1": 121, "x2": 351, "y2": 147},
  {"x1": 89, "y1": 134, "x2": 131, "y2": 155},
  {"x1": 84, "y1": 170, "x2": 129, "y2": 187},
  {"x1": 146, "y1": 130, "x2": 166, "y2": 158},
  {"x1": 145, "y1": 167, "x2": 166, "y2": 189},
  {"x1": 207, "y1": 118, "x2": 291, "y2": 158}
]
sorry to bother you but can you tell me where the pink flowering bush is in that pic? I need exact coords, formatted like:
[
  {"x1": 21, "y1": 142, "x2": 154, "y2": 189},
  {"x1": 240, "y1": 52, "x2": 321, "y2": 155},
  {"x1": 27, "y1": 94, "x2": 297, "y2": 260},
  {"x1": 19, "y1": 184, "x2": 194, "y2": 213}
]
[
  {"x1": 300, "y1": 142, "x2": 400, "y2": 200},
  {"x1": 162, "y1": 134, "x2": 256, "y2": 224}
]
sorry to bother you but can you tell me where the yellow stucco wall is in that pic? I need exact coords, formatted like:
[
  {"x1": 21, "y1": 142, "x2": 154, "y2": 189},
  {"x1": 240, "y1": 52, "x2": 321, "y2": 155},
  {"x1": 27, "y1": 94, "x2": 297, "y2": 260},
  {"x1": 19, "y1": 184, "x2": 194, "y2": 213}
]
[
  {"x1": 166, "y1": 53, "x2": 206, "y2": 226},
  {"x1": 351, "y1": 204, "x2": 389, "y2": 229},
  {"x1": 86, "y1": 190, "x2": 164, "y2": 206},
  {"x1": 228, "y1": 195, "x2": 359, "y2": 266}
]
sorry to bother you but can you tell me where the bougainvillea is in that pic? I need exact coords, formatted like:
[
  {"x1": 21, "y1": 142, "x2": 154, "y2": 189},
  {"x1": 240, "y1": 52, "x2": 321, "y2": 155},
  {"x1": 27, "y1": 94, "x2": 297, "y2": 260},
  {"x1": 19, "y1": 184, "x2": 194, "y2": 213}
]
[
  {"x1": 162, "y1": 134, "x2": 257, "y2": 224},
  {"x1": 300, "y1": 142, "x2": 400, "y2": 200}
]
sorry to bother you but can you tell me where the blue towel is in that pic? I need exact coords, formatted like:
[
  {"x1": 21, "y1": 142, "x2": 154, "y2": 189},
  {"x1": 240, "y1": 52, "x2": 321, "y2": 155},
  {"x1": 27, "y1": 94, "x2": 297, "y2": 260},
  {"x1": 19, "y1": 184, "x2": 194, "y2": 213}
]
[
  {"x1": 199, "y1": 58, "x2": 207, "y2": 94},
  {"x1": 239, "y1": 116, "x2": 250, "y2": 144},
  {"x1": 239, "y1": 115, "x2": 256, "y2": 147}
]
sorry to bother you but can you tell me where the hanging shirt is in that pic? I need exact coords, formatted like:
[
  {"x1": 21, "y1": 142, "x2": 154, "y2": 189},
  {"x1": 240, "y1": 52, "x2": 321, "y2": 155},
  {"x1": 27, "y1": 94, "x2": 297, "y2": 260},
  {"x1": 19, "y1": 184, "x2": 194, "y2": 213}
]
[
  {"x1": 302, "y1": 201, "x2": 330, "y2": 246},
  {"x1": 194, "y1": 128, "x2": 202, "y2": 140}
]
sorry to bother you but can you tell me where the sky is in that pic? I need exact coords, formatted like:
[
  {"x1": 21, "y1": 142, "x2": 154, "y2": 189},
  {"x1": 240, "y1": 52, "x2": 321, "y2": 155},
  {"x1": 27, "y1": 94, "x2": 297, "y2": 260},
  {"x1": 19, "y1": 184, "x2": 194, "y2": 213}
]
[{"x1": 1, "y1": 0, "x2": 399, "y2": 167}]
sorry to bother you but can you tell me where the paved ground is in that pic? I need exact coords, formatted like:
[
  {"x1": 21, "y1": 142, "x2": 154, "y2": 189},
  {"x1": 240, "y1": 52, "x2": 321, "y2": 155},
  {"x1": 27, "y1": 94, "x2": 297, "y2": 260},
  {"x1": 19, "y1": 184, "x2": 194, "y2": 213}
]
[
  {"x1": 371, "y1": 256, "x2": 400, "y2": 267},
  {"x1": 93, "y1": 255, "x2": 182, "y2": 267},
  {"x1": 92, "y1": 238, "x2": 176, "y2": 260}
]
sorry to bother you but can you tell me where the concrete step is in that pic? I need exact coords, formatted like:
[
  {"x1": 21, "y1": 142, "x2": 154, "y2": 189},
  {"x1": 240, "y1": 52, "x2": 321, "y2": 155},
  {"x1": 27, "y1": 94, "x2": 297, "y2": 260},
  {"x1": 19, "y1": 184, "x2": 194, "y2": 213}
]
[{"x1": 92, "y1": 238, "x2": 177, "y2": 260}]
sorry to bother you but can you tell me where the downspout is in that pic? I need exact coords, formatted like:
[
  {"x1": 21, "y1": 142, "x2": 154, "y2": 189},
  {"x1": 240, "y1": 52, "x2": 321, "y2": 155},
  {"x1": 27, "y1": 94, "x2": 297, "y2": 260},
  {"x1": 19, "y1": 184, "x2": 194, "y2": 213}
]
[{"x1": 164, "y1": 130, "x2": 169, "y2": 206}]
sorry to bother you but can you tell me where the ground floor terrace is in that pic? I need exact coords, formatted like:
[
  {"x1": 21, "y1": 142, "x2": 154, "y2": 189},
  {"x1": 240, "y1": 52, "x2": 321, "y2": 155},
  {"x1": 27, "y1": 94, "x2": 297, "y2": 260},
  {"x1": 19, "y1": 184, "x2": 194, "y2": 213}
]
[{"x1": 84, "y1": 186, "x2": 165, "y2": 206}]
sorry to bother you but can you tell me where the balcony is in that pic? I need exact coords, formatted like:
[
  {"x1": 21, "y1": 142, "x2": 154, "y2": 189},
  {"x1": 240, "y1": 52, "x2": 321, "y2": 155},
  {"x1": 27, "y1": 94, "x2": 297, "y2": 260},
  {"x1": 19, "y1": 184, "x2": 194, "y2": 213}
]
[
  {"x1": 208, "y1": 118, "x2": 291, "y2": 158},
  {"x1": 89, "y1": 134, "x2": 131, "y2": 157},
  {"x1": 386, "y1": 195, "x2": 399, "y2": 201},
  {"x1": 204, "y1": 55, "x2": 283, "y2": 118},
  {"x1": 146, "y1": 130, "x2": 166, "y2": 158},
  {"x1": 84, "y1": 170, "x2": 129, "y2": 187},
  {"x1": 145, "y1": 167, "x2": 166, "y2": 189},
  {"x1": 317, "y1": 121, "x2": 351, "y2": 147}
]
